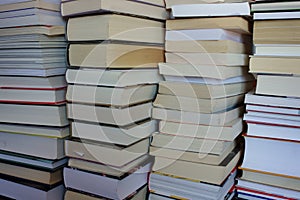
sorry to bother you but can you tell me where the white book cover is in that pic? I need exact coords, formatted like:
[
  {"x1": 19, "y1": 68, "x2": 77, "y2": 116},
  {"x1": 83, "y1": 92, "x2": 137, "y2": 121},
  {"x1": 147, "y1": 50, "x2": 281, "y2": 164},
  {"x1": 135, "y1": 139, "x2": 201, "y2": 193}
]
[{"x1": 254, "y1": 11, "x2": 300, "y2": 20}]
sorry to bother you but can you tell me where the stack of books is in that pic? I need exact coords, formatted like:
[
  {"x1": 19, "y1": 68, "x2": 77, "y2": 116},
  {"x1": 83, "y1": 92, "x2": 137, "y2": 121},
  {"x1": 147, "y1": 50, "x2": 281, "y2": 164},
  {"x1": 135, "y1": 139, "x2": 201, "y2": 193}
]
[
  {"x1": 149, "y1": 1, "x2": 254, "y2": 199},
  {"x1": 237, "y1": 1, "x2": 300, "y2": 199},
  {"x1": 61, "y1": 0, "x2": 166, "y2": 199},
  {"x1": 0, "y1": 0, "x2": 68, "y2": 199}
]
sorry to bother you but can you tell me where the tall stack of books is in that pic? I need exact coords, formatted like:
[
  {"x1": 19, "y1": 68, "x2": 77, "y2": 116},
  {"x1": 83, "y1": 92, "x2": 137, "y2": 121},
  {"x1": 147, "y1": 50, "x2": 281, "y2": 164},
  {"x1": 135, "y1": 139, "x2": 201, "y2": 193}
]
[
  {"x1": 61, "y1": 0, "x2": 166, "y2": 199},
  {"x1": 149, "y1": 1, "x2": 254, "y2": 199},
  {"x1": 0, "y1": 0, "x2": 68, "y2": 199},
  {"x1": 237, "y1": 1, "x2": 300, "y2": 199}
]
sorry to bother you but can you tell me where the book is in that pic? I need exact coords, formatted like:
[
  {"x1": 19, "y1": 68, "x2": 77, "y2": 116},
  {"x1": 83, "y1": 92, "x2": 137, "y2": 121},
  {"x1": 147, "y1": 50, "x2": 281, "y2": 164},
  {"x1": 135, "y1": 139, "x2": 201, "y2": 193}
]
[
  {"x1": 152, "y1": 106, "x2": 244, "y2": 126},
  {"x1": 152, "y1": 147, "x2": 241, "y2": 185},
  {"x1": 149, "y1": 170, "x2": 236, "y2": 200},
  {"x1": 65, "y1": 138, "x2": 149, "y2": 167},
  {"x1": 67, "y1": 102, "x2": 151, "y2": 126},
  {"x1": 151, "y1": 133, "x2": 234, "y2": 155},
  {"x1": 247, "y1": 122, "x2": 300, "y2": 141},
  {"x1": 61, "y1": 0, "x2": 167, "y2": 20},
  {"x1": 241, "y1": 136, "x2": 300, "y2": 178},
  {"x1": 64, "y1": 185, "x2": 148, "y2": 200},
  {"x1": 0, "y1": 12, "x2": 65, "y2": 28},
  {"x1": 251, "y1": 1, "x2": 300, "y2": 12},
  {"x1": 254, "y1": 44, "x2": 300, "y2": 57},
  {"x1": 0, "y1": 132, "x2": 65, "y2": 159},
  {"x1": 165, "y1": 53, "x2": 249, "y2": 66},
  {"x1": 0, "y1": 151, "x2": 67, "y2": 170},
  {"x1": 150, "y1": 140, "x2": 236, "y2": 165},
  {"x1": 245, "y1": 91, "x2": 300, "y2": 109},
  {"x1": 0, "y1": 87, "x2": 66, "y2": 104},
  {"x1": 0, "y1": 67, "x2": 66, "y2": 77},
  {"x1": 253, "y1": 11, "x2": 300, "y2": 20},
  {"x1": 66, "y1": 68, "x2": 162, "y2": 87},
  {"x1": 166, "y1": 17, "x2": 250, "y2": 33},
  {"x1": 71, "y1": 120, "x2": 156, "y2": 146},
  {"x1": 63, "y1": 160, "x2": 152, "y2": 200},
  {"x1": 0, "y1": 176, "x2": 64, "y2": 200},
  {"x1": 68, "y1": 43, "x2": 164, "y2": 69},
  {"x1": 130, "y1": 0, "x2": 165, "y2": 7},
  {"x1": 165, "y1": 0, "x2": 249, "y2": 9},
  {"x1": 171, "y1": 2, "x2": 251, "y2": 18},
  {"x1": 0, "y1": 34, "x2": 65, "y2": 43},
  {"x1": 166, "y1": 29, "x2": 250, "y2": 43},
  {"x1": 256, "y1": 75, "x2": 300, "y2": 98},
  {"x1": 66, "y1": 84, "x2": 156, "y2": 106},
  {"x1": 246, "y1": 104, "x2": 300, "y2": 116},
  {"x1": 67, "y1": 14, "x2": 164, "y2": 43},
  {"x1": 166, "y1": 39, "x2": 251, "y2": 54},
  {"x1": 159, "y1": 63, "x2": 249, "y2": 79},
  {"x1": 240, "y1": 168, "x2": 300, "y2": 192},
  {"x1": 1, "y1": 41, "x2": 66, "y2": 49},
  {"x1": 0, "y1": 0, "x2": 60, "y2": 12},
  {"x1": 159, "y1": 118, "x2": 243, "y2": 141},
  {"x1": 0, "y1": 161, "x2": 63, "y2": 185},
  {"x1": 250, "y1": 56, "x2": 300, "y2": 75},
  {"x1": 0, "y1": 8, "x2": 61, "y2": 19},
  {"x1": 0, "y1": 123, "x2": 69, "y2": 138},
  {"x1": 68, "y1": 155, "x2": 152, "y2": 177},
  {"x1": 158, "y1": 80, "x2": 253, "y2": 99},
  {"x1": 0, "y1": 75, "x2": 67, "y2": 88},
  {"x1": 153, "y1": 93, "x2": 244, "y2": 113},
  {"x1": 0, "y1": 25, "x2": 64, "y2": 36},
  {"x1": 0, "y1": 104, "x2": 68, "y2": 127},
  {"x1": 247, "y1": 110, "x2": 300, "y2": 122},
  {"x1": 237, "y1": 179, "x2": 300, "y2": 199}
]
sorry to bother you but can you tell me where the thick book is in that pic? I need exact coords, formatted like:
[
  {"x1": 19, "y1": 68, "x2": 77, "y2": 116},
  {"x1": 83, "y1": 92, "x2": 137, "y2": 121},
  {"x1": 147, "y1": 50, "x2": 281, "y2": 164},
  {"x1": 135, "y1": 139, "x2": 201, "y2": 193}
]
[
  {"x1": 65, "y1": 138, "x2": 149, "y2": 167},
  {"x1": 67, "y1": 14, "x2": 164, "y2": 43},
  {"x1": 0, "y1": 150, "x2": 67, "y2": 170},
  {"x1": 0, "y1": 87, "x2": 66, "y2": 104},
  {"x1": 71, "y1": 120, "x2": 156, "y2": 146},
  {"x1": 66, "y1": 68, "x2": 162, "y2": 87},
  {"x1": 0, "y1": 103, "x2": 68, "y2": 127},
  {"x1": 158, "y1": 79, "x2": 253, "y2": 99},
  {"x1": 159, "y1": 118, "x2": 243, "y2": 141},
  {"x1": 247, "y1": 122, "x2": 300, "y2": 141},
  {"x1": 0, "y1": 25, "x2": 64, "y2": 36},
  {"x1": 0, "y1": 161, "x2": 63, "y2": 185},
  {"x1": 166, "y1": 29, "x2": 250, "y2": 43},
  {"x1": 0, "y1": 123, "x2": 69, "y2": 138},
  {"x1": 68, "y1": 43, "x2": 164, "y2": 69},
  {"x1": 151, "y1": 133, "x2": 234, "y2": 155},
  {"x1": 0, "y1": 131, "x2": 65, "y2": 160},
  {"x1": 165, "y1": 52, "x2": 249, "y2": 66},
  {"x1": 0, "y1": 0, "x2": 60, "y2": 12},
  {"x1": 61, "y1": 0, "x2": 167, "y2": 20},
  {"x1": 256, "y1": 75, "x2": 300, "y2": 98},
  {"x1": 0, "y1": 75, "x2": 67, "y2": 88},
  {"x1": 171, "y1": 2, "x2": 251, "y2": 17},
  {"x1": 166, "y1": 39, "x2": 251, "y2": 54},
  {"x1": 152, "y1": 147, "x2": 241, "y2": 185},
  {"x1": 254, "y1": 44, "x2": 300, "y2": 57},
  {"x1": 166, "y1": 17, "x2": 250, "y2": 33},
  {"x1": 67, "y1": 102, "x2": 151, "y2": 126},
  {"x1": 245, "y1": 91, "x2": 300, "y2": 109},
  {"x1": 152, "y1": 106, "x2": 244, "y2": 126},
  {"x1": 0, "y1": 176, "x2": 64, "y2": 200},
  {"x1": 68, "y1": 155, "x2": 152, "y2": 177},
  {"x1": 150, "y1": 141, "x2": 236, "y2": 165},
  {"x1": 63, "y1": 160, "x2": 152, "y2": 200},
  {"x1": 66, "y1": 84, "x2": 156, "y2": 106},
  {"x1": 239, "y1": 168, "x2": 300, "y2": 192},
  {"x1": 153, "y1": 93, "x2": 244, "y2": 113},
  {"x1": 64, "y1": 185, "x2": 148, "y2": 200},
  {"x1": 159, "y1": 63, "x2": 249, "y2": 80},
  {"x1": 149, "y1": 170, "x2": 236, "y2": 200},
  {"x1": 250, "y1": 56, "x2": 300, "y2": 75},
  {"x1": 241, "y1": 136, "x2": 300, "y2": 178},
  {"x1": 237, "y1": 179, "x2": 300, "y2": 199}
]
